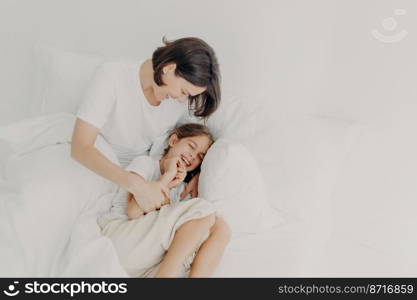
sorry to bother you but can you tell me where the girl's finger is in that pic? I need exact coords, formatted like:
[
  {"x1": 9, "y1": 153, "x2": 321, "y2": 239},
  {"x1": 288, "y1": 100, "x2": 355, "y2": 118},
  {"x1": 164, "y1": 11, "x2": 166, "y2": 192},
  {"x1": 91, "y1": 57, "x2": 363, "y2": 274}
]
[
  {"x1": 180, "y1": 184, "x2": 192, "y2": 200},
  {"x1": 177, "y1": 158, "x2": 186, "y2": 169},
  {"x1": 161, "y1": 186, "x2": 170, "y2": 201},
  {"x1": 191, "y1": 187, "x2": 198, "y2": 198},
  {"x1": 176, "y1": 171, "x2": 186, "y2": 178}
]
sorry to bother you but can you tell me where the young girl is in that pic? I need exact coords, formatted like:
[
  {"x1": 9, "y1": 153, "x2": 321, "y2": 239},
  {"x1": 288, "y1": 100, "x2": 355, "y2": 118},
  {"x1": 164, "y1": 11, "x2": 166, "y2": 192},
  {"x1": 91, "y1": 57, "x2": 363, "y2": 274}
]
[{"x1": 97, "y1": 124, "x2": 231, "y2": 278}]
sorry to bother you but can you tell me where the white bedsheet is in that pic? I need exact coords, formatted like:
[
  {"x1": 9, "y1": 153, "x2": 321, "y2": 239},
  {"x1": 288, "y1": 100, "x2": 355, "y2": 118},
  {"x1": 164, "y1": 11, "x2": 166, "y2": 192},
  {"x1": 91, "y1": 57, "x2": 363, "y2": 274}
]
[{"x1": 213, "y1": 213, "x2": 306, "y2": 277}]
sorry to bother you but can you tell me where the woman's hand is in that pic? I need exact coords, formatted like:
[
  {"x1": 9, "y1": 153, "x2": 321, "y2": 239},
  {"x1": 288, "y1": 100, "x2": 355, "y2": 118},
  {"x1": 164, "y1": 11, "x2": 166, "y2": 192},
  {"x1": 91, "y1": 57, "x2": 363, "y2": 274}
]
[
  {"x1": 127, "y1": 172, "x2": 169, "y2": 213},
  {"x1": 180, "y1": 173, "x2": 200, "y2": 200},
  {"x1": 162, "y1": 156, "x2": 183, "y2": 176},
  {"x1": 127, "y1": 193, "x2": 145, "y2": 219}
]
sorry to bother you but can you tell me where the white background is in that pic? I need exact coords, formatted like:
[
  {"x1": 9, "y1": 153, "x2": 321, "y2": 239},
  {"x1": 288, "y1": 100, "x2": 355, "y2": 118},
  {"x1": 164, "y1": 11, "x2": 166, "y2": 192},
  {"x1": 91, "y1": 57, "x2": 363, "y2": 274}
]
[{"x1": 1, "y1": 0, "x2": 415, "y2": 125}]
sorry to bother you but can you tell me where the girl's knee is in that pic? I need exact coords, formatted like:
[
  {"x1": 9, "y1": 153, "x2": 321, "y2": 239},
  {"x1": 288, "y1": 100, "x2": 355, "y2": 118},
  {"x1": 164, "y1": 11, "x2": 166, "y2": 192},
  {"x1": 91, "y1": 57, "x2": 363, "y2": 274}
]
[
  {"x1": 199, "y1": 213, "x2": 216, "y2": 229},
  {"x1": 185, "y1": 213, "x2": 216, "y2": 231},
  {"x1": 211, "y1": 217, "x2": 232, "y2": 243}
]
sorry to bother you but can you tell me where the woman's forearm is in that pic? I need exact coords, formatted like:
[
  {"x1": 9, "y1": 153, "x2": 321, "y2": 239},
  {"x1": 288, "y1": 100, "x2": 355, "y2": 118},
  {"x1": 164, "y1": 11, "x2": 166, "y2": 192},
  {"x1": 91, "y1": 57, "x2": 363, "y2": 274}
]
[
  {"x1": 71, "y1": 117, "x2": 167, "y2": 213},
  {"x1": 71, "y1": 118, "x2": 143, "y2": 192},
  {"x1": 159, "y1": 171, "x2": 174, "y2": 187},
  {"x1": 71, "y1": 143, "x2": 146, "y2": 192}
]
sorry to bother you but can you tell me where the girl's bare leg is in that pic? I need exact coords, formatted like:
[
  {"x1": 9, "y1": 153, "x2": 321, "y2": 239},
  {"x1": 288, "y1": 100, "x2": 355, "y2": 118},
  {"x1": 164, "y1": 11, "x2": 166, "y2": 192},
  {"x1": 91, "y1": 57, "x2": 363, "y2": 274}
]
[
  {"x1": 154, "y1": 213, "x2": 215, "y2": 277},
  {"x1": 188, "y1": 217, "x2": 231, "y2": 278}
]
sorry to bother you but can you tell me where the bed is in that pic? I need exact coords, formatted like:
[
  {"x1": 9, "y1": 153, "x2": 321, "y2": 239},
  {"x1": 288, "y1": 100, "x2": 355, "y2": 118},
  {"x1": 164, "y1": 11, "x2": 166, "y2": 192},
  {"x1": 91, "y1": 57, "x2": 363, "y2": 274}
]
[{"x1": 1, "y1": 41, "x2": 416, "y2": 278}]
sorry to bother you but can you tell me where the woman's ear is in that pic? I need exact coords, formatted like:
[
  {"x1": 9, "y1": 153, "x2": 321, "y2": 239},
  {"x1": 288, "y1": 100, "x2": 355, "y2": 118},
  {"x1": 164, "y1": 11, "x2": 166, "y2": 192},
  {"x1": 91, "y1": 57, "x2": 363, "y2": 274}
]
[
  {"x1": 168, "y1": 134, "x2": 178, "y2": 147},
  {"x1": 163, "y1": 63, "x2": 176, "y2": 74}
]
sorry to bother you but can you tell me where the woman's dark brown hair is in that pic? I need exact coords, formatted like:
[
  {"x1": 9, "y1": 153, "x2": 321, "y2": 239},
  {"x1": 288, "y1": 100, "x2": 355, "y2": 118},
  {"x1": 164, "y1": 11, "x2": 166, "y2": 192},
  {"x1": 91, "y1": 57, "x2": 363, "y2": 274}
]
[
  {"x1": 163, "y1": 123, "x2": 214, "y2": 182},
  {"x1": 152, "y1": 37, "x2": 221, "y2": 119}
]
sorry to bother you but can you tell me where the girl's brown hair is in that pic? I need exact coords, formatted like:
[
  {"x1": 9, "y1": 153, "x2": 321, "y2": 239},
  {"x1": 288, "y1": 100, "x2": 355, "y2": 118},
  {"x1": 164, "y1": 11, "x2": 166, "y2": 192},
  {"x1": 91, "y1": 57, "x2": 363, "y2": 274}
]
[
  {"x1": 152, "y1": 37, "x2": 221, "y2": 119},
  {"x1": 163, "y1": 123, "x2": 214, "y2": 182}
]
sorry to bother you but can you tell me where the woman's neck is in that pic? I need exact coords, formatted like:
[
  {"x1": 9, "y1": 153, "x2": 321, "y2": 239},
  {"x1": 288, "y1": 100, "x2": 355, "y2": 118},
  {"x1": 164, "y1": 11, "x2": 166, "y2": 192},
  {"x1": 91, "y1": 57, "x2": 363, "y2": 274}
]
[{"x1": 139, "y1": 59, "x2": 161, "y2": 106}]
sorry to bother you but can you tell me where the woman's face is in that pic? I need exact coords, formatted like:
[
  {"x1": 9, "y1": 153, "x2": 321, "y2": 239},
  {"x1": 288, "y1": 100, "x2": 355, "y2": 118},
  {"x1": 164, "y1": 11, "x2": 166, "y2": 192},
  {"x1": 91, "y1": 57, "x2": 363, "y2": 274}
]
[
  {"x1": 166, "y1": 134, "x2": 212, "y2": 172},
  {"x1": 153, "y1": 63, "x2": 207, "y2": 103}
]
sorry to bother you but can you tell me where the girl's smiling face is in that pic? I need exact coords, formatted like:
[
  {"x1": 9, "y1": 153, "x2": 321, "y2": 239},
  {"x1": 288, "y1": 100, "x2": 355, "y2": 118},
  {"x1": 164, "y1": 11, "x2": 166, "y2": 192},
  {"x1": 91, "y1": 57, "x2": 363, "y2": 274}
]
[{"x1": 165, "y1": 134, "x2": 212, "y2": 172}]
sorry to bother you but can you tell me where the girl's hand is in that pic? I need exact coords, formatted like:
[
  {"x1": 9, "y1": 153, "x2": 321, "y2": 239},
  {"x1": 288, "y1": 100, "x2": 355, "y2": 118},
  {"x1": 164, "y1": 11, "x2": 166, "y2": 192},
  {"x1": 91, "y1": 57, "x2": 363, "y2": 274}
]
[
  {"x1": 141, "y1": 180, "x2": 170, "y2": 212},
  {"x1": 180, "y1": 173, "x2": 200, "y2": 200}
]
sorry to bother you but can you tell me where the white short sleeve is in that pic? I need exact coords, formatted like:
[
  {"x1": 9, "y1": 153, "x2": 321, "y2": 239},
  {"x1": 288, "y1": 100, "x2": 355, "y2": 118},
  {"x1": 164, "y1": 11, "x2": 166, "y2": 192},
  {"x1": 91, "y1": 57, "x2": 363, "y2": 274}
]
[
  {"x1": 76, "y1": 63, "x2": 117, "y2": 130},
  {"x1": 126, "y1": 155, "x2": 159, "y2": 181}
]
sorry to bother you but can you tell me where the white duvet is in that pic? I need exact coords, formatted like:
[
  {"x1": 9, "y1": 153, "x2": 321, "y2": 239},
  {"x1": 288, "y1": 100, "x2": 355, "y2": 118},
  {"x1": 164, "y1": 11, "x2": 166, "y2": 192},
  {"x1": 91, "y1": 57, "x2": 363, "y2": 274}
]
[
  {"x1": 0, "y1": 113, "x2": 296, "y2": 277},
  {"x1": 0, "y1": 113, "x2": 129, "y2": 277}
]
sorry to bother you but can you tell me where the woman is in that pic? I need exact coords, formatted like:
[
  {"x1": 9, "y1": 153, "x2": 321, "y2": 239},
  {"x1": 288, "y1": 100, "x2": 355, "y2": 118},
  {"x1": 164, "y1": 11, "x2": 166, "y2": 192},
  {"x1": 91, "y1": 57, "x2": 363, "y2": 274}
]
[{"x1": 71, "y1": 37, "x2": 221, "y2": 212}]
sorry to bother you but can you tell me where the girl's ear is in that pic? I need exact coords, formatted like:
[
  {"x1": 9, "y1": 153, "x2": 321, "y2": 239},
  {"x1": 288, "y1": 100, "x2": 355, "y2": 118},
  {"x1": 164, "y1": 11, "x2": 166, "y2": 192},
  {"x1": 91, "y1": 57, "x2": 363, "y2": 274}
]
[{"x1": 168, "y1": 134, "x2": 178, "y2": 147}]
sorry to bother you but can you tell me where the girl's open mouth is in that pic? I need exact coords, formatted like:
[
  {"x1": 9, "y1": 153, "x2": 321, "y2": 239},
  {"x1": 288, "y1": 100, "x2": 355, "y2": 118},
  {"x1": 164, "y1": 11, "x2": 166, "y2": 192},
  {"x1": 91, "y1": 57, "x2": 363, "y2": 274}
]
[{"x1": 181, "y1": 154, "x2": 191, "y2": 167}]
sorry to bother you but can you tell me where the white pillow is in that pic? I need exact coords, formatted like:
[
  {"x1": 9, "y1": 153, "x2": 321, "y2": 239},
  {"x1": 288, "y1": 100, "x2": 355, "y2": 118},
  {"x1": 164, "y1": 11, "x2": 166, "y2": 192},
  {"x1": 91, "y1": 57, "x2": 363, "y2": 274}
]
[
  {"x1": 198, "y1": 138, "x2": 281, "y2": 235},
  {"x1": 149, "y1": 90, "x2": 265, "y2": 157},
  {"x1": 150, "y1": 94, "x2": 362, "y2": 228},
  {"x1": 30, "y1": 44, "x2": 107, "y2": 116},
  {"x1": 205, "y1": 90, "x2": 265, "y2": 142}
]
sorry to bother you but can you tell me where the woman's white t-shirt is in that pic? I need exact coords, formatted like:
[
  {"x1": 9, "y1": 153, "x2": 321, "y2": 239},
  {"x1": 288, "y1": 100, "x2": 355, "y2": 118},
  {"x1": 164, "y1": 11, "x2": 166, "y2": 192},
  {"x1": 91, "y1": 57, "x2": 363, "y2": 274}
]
[{"x1": 77, "y1": 60, "x2": 191, "y2": 167}]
